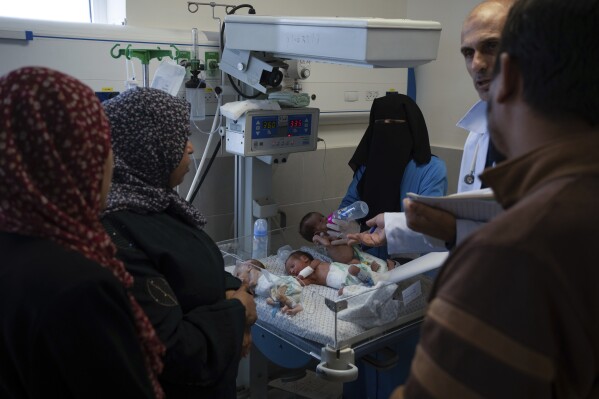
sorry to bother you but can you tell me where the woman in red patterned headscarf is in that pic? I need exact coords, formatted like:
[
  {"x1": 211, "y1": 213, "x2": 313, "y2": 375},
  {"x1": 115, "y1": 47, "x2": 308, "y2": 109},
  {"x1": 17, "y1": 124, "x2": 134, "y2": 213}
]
[{"x1": 0, "y1": 67, "x2": 164, "y2": 398}]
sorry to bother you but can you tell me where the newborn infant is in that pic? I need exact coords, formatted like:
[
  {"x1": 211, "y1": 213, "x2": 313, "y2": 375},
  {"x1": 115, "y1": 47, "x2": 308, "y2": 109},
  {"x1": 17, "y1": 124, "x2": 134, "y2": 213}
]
[
  {"x1": 285, "y1": 250, "x2": 391, "y2": 295},
  {"x1": 233, "y1": 259, "x2": 304, "y2": 315}
]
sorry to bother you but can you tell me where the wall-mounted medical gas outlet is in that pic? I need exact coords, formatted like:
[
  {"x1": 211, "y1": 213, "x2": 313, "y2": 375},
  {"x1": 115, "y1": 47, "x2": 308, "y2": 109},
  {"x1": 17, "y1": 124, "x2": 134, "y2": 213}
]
[
  {"x1": 225, "y1": 108, "x2": 319, "y2": 157},
  {"x1": 365, "y1": 91, "x2": 379, "y2": 101},
  {"x1": 205, "y1": 51, "x2": 219, "y2": 78}
]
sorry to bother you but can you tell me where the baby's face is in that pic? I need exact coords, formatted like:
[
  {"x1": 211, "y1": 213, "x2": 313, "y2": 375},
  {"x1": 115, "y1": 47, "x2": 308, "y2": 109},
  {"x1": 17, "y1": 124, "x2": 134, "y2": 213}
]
[
  {"x1": 285, "y1": 256, "x2": 309, "y2": 276},
  {"x1": 235, "y1": 262, "x2": 262, "y2": 288},
  {"x1": 246, "y1": 268, "x2": 262, "y2": 288},
  {"x1": 308, "y1": 213, "x2": 328, "y2": 236}
]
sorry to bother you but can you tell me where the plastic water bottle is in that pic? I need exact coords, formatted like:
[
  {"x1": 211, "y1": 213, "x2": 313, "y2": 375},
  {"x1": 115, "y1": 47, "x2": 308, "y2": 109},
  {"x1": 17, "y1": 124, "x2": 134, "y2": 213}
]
[
  {"x1": 327, "y1": 201, "x2": 369, "y2": 223},
  {"x1": 252, "y1": 218, "x2": 268, "y2": 259}
]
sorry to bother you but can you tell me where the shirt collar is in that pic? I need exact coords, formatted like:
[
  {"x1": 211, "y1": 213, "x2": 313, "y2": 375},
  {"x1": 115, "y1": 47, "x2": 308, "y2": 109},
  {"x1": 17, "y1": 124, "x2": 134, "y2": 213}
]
[
  {"x1": 456, "y1": 100, "x2": 488, "y2": 134},
  {"x1": 481, "y1": 133, "x2": 599, "y2": 209}
]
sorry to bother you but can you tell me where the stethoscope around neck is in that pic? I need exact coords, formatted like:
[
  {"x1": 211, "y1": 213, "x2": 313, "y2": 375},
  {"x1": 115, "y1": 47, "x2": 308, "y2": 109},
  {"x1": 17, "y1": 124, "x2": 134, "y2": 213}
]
[{"x1": 464, "y1": 140, "x2": 480, "y2": 185}]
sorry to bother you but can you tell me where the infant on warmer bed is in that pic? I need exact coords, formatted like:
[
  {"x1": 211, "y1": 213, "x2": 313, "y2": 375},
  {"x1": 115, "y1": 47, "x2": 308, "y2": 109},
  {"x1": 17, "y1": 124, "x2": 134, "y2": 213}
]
[
  {"x1": 285, "y1": 250, "x2": 394, "y2": 295},
  {"x1": 233, "y1": 249, "x2": 395, "y2": 316},
  {"x1": 233, "y1": 259, "x2": 304, "y2": 315},
  {"x1": 228, "y1": 247, "x2": 431, "y2": 347}
]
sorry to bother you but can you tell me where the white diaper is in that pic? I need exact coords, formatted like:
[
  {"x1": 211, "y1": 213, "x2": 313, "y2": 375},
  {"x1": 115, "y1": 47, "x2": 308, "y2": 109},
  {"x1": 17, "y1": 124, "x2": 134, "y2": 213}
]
[
  {"x1": 255, "y1": 274, "x2": 272, "y2": 297},
  {"x1": 325, "y1": 264, "x2": 349, "y2": 289}
]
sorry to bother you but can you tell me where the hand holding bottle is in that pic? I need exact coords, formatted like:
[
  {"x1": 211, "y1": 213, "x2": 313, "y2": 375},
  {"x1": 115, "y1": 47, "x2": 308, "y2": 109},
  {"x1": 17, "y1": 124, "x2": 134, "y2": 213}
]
[
  {"x1": 327, "y1": 201, "x2": 369, "y2": 224},
  {"x1": 326, "y1": 201, "x2": 368, "y2": 245},
  {"x1": 326, "y1": 219, "x2": 361, "y2": 245},
  {"x1": 346, "y1": 213, "x2": 387, "y2": 247}
]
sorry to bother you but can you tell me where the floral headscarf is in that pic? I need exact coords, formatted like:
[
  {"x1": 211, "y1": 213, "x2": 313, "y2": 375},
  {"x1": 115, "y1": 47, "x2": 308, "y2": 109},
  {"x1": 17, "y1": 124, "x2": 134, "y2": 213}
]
[
  {"x1": 102, "y1": 87, "x2": 206, "y2": 227},
  {"x1": 0, "y1": 67, "x2": 164, "y2": 398}
]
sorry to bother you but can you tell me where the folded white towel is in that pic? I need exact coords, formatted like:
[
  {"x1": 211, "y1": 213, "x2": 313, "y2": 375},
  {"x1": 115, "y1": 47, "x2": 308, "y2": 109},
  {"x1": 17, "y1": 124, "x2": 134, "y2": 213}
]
[
  {"x1": 268, "y1": 91, "x2": 311, "y2": 108},
  {"x1": 220, "y1": 99, "x2": 281, "y2": 121}
]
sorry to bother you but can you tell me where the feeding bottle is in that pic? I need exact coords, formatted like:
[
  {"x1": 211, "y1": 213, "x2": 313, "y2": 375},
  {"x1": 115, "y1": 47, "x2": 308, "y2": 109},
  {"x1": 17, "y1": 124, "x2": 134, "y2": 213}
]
[
  {"x1": 252, "y1": 218, "x2": 268, "y2": 259},
  {"x1": 328, "y1": 201, "x2": 369, "y2": 223}
]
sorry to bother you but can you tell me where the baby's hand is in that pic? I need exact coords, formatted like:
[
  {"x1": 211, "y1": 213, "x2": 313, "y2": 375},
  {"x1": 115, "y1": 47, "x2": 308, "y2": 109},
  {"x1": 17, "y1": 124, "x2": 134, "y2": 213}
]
[
  {"x1": 312, "y1": 233, "x2": 332, "y2": 247},
  {"x1": 276, "y1": 294, "x2": 288, "y2": 303},
  {"x1": 275, "y1": 286, "x2": 288, "y2": 302}
]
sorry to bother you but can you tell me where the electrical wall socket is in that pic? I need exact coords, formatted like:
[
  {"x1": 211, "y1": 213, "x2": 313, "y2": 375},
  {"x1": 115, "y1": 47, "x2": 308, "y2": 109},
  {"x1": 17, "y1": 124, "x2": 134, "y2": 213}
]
[
  {"x1": 365, "y1": 90, "x2": 379, "y2": 101},
  {"x1": 204, "y1": 88, "x2": 218, "y2": 103}
]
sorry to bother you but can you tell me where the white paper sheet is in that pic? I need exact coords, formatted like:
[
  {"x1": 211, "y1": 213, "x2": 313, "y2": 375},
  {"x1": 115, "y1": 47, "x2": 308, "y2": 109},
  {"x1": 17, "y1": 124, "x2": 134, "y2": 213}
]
[
  {"x1": 150, "y1": 59, "x2": 186, "y2": 97},
  {"x1": 407, "y1": 188, "x2": 503, "y2": 222}
]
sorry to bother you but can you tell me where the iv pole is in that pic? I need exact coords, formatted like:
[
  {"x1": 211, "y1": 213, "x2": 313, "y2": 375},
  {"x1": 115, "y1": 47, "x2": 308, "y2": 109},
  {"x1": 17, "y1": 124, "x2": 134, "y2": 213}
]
[{"x1": 184, "y1": 2, "x2": 230, "y2": 205}]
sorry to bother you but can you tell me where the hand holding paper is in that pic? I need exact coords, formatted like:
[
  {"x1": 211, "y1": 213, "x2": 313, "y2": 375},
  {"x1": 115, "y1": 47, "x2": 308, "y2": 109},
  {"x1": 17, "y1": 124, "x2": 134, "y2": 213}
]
[
  {"x1": 406, "y1": 188, "x2": 503, "y2": 222},
  {"x1": 403, "y1": 198, "x2": 457, "y2": 243}
]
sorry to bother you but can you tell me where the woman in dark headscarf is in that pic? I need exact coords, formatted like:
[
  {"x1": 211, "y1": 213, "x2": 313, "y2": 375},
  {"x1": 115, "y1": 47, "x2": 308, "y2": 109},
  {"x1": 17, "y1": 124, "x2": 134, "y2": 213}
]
[
  {"x1": 0, "y1": 67, "x2": 164, "y2": 398},
  {"x1": 341, "y1": 93, "x2": 448, "y2": 260},
  {"x1": 101, "y1": 87, "x2": 255, "y2": 399}
]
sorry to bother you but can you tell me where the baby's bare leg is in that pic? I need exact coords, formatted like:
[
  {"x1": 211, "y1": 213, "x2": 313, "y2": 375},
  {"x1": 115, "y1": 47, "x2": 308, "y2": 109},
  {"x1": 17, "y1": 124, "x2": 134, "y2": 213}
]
[
  {"x1": 349, "y1": 265, "x2": 374, "y2": 286},
  {"x1": 280, "y1": 294, "x2": 292, "y2": 307},
  {"x1": 370, "y1": 261, "x2": 380, "y2": 272},
  {"x1": 282, "y1": 304, "x2": 303, "y2": 315}
]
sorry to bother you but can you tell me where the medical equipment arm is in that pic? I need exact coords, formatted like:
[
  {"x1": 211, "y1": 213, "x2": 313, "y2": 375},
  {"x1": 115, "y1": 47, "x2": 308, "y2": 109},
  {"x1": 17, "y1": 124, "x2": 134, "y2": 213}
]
[{"x1": 221, "y1": 15, "x2": 441, "y2": 93}]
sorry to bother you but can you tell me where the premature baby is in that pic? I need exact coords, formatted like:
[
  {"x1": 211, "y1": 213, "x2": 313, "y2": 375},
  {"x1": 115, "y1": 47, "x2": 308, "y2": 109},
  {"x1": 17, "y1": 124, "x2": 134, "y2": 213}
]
[
  {"x1": 299, "y1": 211, "x2": 400, "y2": 270},
  {"x1": 285, "y1": 250, "x2": 392, "y2": 295},
  {"x1": 233, "y1": 259, "x2": 304, "y2": 315},
  {"x1": 299, "y1": 211, "x2": 356, "y2": 263}
]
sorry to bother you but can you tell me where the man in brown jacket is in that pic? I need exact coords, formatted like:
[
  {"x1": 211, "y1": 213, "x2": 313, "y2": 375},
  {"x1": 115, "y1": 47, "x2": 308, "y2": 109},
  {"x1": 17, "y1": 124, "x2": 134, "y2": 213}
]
[{"x1": 393, "y1": 0, "x2": 599, "y2": 397}]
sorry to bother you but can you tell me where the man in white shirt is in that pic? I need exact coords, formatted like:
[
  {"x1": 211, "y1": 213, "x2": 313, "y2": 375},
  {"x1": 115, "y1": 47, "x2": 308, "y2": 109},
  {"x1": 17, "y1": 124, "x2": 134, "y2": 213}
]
[{"x1": 347, "y1": 0, "x2": 513, "y2": 254}]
